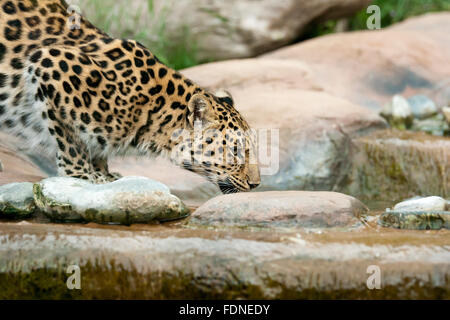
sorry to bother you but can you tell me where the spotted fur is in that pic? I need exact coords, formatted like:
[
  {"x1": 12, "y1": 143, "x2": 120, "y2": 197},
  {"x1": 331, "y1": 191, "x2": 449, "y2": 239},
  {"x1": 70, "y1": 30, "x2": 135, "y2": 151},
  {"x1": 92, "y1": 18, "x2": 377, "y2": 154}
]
[{"x1": 0, "y1": 0, "x2": 260, "y2": 193}]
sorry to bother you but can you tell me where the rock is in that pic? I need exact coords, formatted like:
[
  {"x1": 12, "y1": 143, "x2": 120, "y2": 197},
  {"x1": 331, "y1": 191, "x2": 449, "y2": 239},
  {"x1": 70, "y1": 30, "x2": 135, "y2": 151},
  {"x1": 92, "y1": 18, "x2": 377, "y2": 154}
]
[
  {"x1": 379, "y1": 211, "x2": 450, "y2": 230},
  {"x1": 407, "y1": 95, "x2": 438, "y2": 119},
  {"x1": 341, "y1": 130, "x2": 450, "y2": 200},
  {"x1": 442, "y1": 106, "x2": 450, "y2": 123},
  {"x1": 411, "y1": 114, "x2": 449, "y2": 136},
  {"x1": 393, "y1": 196, "x2": 447, "y2": 212},
  {"x1": 83, "y1": 0, "x2": 371, "y2": 61},
  {"x1": 109, "y1": 157, "x2": 220, "y2": 208},
  {"x1": 0, "y1": 183, "x2": 35, "y2": 218},
  {"x1": 380, "y1": 95, "x2": 413, "y2": 129},
  {"x1": 0, "y1": 133, "x2": 47, "y2": 186},
  {"x1": 33, "y1": 176, "x2": 190, "y2": 224},
  {"x1": 0, "y1": 221, "x2": 449, "y2": 299},
  {"x1": 262, "y1": 13, "x2": 450, "y2": 110},
  {"x1": 189, "y1": 191, "x2": 368, "y2": 229}
]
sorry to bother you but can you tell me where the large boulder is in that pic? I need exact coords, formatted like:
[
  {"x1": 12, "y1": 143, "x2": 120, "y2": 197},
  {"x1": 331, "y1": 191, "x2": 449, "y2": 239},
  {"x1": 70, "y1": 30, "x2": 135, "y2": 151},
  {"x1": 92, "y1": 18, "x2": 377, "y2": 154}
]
[
  {"x1": 189, "y1": 191, "x2": 368, "y2": 229},
  {"x1": 79, "y1": 0, "x2": 371, "y2": 61},
  {"x1": 263, "y1": 13, "x2": 450, "y2": 110}
]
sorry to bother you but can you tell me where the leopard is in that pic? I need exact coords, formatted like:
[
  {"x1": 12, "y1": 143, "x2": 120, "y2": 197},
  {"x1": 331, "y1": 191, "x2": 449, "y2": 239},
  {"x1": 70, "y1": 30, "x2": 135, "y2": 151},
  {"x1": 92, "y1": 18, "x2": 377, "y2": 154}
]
[{"x1": 0, "y1": 0, "x2": 260, "y2": 193}]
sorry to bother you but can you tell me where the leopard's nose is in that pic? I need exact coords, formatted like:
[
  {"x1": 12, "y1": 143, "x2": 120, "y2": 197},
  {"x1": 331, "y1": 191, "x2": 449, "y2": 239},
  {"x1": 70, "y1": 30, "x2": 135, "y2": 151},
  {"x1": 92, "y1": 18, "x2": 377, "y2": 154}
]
[
  {"x1": 249, "y1": 182, "x2": 260, "y2": 189},
  {"x1": 248, "y1": 164, "x2": 260, "y2": 189}
]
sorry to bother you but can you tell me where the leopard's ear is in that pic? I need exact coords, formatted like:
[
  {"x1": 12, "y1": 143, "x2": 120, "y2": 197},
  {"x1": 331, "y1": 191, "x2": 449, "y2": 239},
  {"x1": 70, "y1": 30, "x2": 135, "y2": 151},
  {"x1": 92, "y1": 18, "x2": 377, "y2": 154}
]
[
  {"x1": 215, "y1": 88, "x2": 234, "y2": 106},
  {"x1": 188, "y1": 93, "x2": 212, "y2": 126}
]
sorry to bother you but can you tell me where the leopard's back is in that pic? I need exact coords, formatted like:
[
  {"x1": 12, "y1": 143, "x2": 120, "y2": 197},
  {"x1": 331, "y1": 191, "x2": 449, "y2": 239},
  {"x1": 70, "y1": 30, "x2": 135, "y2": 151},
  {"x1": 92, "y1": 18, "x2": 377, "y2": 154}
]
[{"x1": 0, "y1": 0, "x2": 105, "y2": 153}]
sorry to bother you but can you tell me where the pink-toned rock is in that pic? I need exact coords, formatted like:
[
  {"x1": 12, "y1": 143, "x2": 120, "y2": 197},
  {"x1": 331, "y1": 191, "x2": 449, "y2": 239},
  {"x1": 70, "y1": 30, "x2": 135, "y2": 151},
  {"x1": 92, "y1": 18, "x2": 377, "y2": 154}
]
[
  {"x1": 262, "y1": 13, "x2": 450, "y2": 110},
  {"x1": 190, "y1": 191, "x2": 368, "y2": 228},
  {"x1": 0, "y1": 133, "x2": 46, "y2": 186}
]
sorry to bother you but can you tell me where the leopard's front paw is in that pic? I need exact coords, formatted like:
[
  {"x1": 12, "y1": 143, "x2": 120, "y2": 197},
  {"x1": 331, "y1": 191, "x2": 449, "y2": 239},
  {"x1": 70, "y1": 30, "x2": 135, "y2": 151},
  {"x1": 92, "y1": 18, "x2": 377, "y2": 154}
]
[
  {"x1": 107, "y1": 172, "x2": 123, "y2": 181},
  {"x1": 89, "y1": 172, "x2": 114, "y2": 184}
]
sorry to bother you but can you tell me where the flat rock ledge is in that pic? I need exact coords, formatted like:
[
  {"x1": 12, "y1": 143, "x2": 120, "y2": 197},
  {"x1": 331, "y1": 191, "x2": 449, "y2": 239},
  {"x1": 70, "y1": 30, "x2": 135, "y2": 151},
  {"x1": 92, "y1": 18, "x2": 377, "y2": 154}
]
[
  {"x1": 189, "y1": 191, "x2": 368, "y2": 229},
  {"x1": 33, "y1": 176, "x2": 189, "y2": 224},
  {"x1": 0, "y1": 183, "x2": 35, "y2": 218},
  {"x1": 0, "y1": 222, "x2": 448, "y2": 299}
]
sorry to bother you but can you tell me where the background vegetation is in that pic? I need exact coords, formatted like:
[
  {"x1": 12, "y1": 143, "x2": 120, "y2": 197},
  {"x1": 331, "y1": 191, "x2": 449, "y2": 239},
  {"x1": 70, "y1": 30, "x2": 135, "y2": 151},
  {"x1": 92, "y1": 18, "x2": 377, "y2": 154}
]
[
  {"x1": 306, "y1": 0, "x2": 450, "y2": 39},
  {"x1": 78, "y1": 0, "x2": 450, "y2": 70}
]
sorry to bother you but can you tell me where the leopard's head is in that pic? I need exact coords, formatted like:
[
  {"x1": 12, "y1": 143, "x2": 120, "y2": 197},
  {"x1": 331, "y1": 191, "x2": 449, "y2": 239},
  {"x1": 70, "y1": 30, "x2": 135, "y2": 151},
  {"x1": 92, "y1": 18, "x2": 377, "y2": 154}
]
[{"x1": 170, "y1": 89, "x2": 260, "y2": 194}]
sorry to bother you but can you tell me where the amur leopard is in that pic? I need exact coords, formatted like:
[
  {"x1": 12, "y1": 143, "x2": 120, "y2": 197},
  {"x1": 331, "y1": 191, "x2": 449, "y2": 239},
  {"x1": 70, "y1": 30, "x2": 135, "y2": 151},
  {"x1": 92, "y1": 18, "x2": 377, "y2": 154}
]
[{"x1": 0, "y1": 0, "x2": 260, "y2": 193}]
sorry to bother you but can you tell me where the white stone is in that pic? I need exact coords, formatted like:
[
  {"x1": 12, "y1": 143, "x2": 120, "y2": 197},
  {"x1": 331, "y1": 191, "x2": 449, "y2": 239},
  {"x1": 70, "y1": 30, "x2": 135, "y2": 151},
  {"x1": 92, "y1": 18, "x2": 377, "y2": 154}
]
[
  {"x1": 408, "y1": 95, "x2": 438, "y2": 119},
  {"x1": 442, "y1": 106, "x2": 450, "y2": 123},
  {"x1": 34, "y1": 176, "x2": 189, "y2": 224},
  {"x1": 393, "y1": 196, "x2": 447, "y2": 212},
  {"x1": 385, "y1": 95, "x2": 412, "y2": 119},
  {"x1": 0, "y1": 182, "x2": 35, "y2": 217}
]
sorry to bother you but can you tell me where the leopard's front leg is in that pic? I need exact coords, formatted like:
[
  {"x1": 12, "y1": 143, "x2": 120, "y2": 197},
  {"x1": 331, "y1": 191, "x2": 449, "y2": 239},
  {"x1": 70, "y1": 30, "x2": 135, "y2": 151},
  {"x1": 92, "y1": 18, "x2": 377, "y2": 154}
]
[
  {"x1": 92, "y1": 157, "x2": 123, "y2": 182},
  {"x1": 52, "y1": 123, "x2": 112, "y2": 184}
]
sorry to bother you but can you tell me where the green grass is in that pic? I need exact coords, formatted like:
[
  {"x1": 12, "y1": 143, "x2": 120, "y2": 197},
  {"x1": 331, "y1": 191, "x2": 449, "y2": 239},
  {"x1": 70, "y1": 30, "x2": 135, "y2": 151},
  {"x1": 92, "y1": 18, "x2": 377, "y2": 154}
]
[
  {"x1": 349, "y1": 0, "x2": 450, "y2": 30},
  {"x1": 78, "y1": 0, "x2": 200, "y2": 70},
  {"x1": 304, "y1": 0, "x2": 450, "y2": 39}
]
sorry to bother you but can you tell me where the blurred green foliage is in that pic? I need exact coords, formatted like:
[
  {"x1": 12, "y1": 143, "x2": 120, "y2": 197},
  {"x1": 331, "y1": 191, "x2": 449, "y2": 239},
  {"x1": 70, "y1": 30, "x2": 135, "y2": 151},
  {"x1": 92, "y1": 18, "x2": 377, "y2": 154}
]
[
  {"x1": 350, "y1": 0, "x2": 450, "y2": 29},
  {"x1": 80, "y1": 0, "x2": 199, "y2": 70},
  {"x1": 305, "y1": 0, "x2": 450, "y2": 38}
]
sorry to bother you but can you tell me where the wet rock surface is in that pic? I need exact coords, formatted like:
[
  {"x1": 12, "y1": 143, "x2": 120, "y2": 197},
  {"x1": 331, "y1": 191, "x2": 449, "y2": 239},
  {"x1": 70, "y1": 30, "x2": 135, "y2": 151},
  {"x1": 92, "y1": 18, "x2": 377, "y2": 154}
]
[
  {"x1": 0, "y1": 221, "x2": 448, "y2": 299},
  {"x1": 189, "y1": 191, "x2": 368, "y2": 229},
  {"x1": 0, "y1": 183, "x2": 35, "y2": 218},
  {"x1": 34, "y1": 177, "x2": 190, "y2": 224},
  {"x1": 342, "y1": 130, "x2": 450, "y2": 200}
]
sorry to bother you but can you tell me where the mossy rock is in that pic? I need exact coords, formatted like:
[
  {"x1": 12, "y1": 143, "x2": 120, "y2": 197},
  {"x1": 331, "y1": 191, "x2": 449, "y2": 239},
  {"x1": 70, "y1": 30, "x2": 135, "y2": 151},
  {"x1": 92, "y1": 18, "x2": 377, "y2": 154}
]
[
  {"x1": 0, "y1": 182, "x2": 35, "y2": 219},
  {"x1": 379, "y1": 211, "x2": 450, "y2": 230}
]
